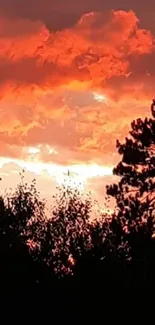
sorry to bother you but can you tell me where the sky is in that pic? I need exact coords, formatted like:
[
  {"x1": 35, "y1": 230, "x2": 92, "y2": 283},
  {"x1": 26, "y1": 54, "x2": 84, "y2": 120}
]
[{"x1": 0, "y1": 0, "x2": 154, "y2": 207}]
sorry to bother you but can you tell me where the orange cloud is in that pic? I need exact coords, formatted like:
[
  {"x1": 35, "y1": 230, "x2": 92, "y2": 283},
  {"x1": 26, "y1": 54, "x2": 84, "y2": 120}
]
[
  {"x1": 75, "y1": 96, "x2": 152, "y2": 165},
  {"x1": 0, "y1": 10, "x2": 153, "y2": 93},
  {"x1": 0, "y1": 17, "x2": 49, "y2": 60},
  {"x1": 37, "y1": 10, "x2": 154, "y2": 88},
  {"x1": 0, "y1": 10, "x2": 154, "y2": 168}
]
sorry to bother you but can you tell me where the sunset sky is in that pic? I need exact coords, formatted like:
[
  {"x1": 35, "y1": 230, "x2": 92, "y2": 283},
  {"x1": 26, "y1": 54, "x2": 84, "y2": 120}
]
[{"x1": 0, "y1": 0, "x2": 154, "y2": 204}]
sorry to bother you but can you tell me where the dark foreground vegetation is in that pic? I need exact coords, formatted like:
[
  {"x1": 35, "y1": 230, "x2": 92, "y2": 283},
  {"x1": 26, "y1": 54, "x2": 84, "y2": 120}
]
[{"x1": 1, "y1": 100, "x2": 155, "y2": 316}]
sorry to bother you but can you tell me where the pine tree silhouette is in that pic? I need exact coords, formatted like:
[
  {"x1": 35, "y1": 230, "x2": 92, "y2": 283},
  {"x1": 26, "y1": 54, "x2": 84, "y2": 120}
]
[{"x1": 107, "y1": 99, "x2": 155, "y2": 287}]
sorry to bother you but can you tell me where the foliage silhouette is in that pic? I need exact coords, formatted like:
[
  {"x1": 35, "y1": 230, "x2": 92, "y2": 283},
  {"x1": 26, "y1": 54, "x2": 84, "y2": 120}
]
[
  {"x1": 107, "y1": 99, "x2": 155, "y2": 286},
  {"x1": 1, "y1": 100, "x2": 155, "y2": 307},
  {"x1": 28, "y1": 184, "x2": 123, "y2": 287},
  {"x1": 0, "y1": 175, "x2": 47, "y2": 302},
  {"x1": 29, "y1": 185, "x2": 94, "y2": 278}
]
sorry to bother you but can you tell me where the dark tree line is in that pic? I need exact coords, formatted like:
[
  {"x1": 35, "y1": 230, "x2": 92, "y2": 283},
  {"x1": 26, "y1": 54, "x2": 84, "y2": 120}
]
[{"x1": 1, "y1": 100, "x2": 155, "y2": 315}]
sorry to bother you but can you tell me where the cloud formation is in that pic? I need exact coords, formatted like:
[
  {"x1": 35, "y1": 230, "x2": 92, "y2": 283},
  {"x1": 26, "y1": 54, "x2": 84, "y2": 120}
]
[
  {"x1": 0, "y1": 9, "x2": 154, "y2": 169},
  {"x1": 0, "y1": 0, "x2": 154, "y2": 32},
  {"x1": 0, "y1": 11, "x2": 153, "y2": 91}
]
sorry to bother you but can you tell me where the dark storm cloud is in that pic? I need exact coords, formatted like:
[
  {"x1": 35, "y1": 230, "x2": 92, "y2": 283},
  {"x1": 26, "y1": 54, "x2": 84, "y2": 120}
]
[{"x1": 0, "y1": 0, "x2": 155, "y2": 31}]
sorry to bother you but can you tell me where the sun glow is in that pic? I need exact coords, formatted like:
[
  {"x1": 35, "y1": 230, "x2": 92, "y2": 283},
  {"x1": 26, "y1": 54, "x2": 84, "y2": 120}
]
[
  {"x1": 0, "y1": 156, "x2": 113, "y2": 189},
  {"x1": 27, "y1": 147, "x2": 40, "y2": 155},
  {"x1": 55, "y1": 164, "x2": 113, "y2": 189},
  {"x1": 93, "y1": 92, "x2": 107, "y2": 102}
]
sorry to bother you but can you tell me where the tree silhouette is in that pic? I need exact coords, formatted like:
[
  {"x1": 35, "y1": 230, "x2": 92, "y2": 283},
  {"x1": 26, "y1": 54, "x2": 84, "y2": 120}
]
[
  {"x1": 30, "y1": 185, "x2": 93, "y2": 280},
  {"x1": 107, "y1": 99, "x2": 155, "y2": 286},
  {"x1": 2, "y1": 98, "x2": 155, "y2": 299},
  {"x1": 0, "y1": 175, "x2": 46, "y2": 297}
]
